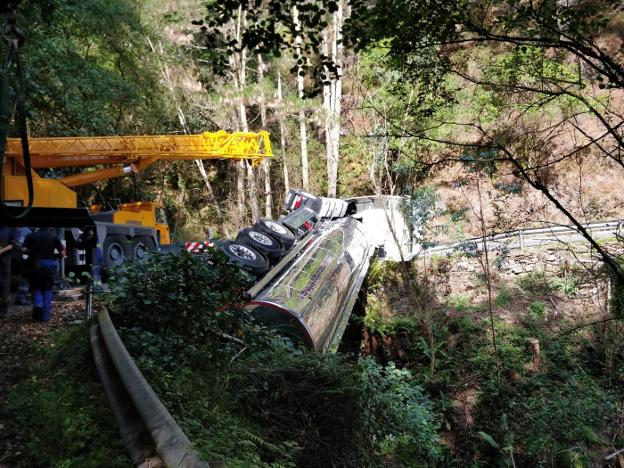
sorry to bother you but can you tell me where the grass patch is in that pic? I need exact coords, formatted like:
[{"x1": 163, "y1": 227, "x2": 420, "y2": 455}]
[
  {"x1": 2, "y1": 326, "x2": 129, "y2": 468},
  {"x1": 447, "y1": 293, "x2": 473, "y2": 312},
  {"x1": 527, "y1": 301, "x2": 547, "y2": 320},
  {"x1": 549, "y1": 276, "x2": 578, "y2": 296},
  {"x1": 517, "y1": 271, "x2": 552, "y2": 296},
  {"x1": 495, "y1": 284, "x2": 513, "y2": 308},
  {"x1": 446, "y1": 293, "x2": 484, "y2": 313}
]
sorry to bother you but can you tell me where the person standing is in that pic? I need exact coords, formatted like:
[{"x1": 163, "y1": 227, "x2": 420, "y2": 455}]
[
  {"x1": 23, "y1": 228, "x2": 65, "y2": 322},
  {"x1": 14, "y1": 227, "x2": 32, "y2": 305},
  {"x1": 0, "y1": 226, "x2": 18, "y2": 318}
]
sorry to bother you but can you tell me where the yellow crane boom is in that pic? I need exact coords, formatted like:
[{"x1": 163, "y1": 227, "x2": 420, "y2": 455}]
[
  {"x1": 6, "y1": 130, "x2": 272, "y2": 189},
  {"x1": 3, "y1": 130, "x2": 272, "y2": 203},
  {"x1": 6, "y1": 130, "x2": 272, "y2": 168}
]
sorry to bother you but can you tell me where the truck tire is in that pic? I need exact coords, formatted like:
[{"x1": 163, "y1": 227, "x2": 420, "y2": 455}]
[
  {"x1": 254, "y1": 219, "x2": 296, "y2": 250},
  {"x1": 235, "y1": 228, "x2": 284, "y2": 264},
  {"x1": 103, "y1": 235, "x2": 129, "y2": 268},
  {"x1": 218, "y1": 240, "x2": 269, "y2": 276},
  {"x1": 131, "y1": 237, "x2": 156, "y2": 261}
]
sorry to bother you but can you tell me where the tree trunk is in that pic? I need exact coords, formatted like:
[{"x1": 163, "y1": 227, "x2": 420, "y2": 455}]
[
  {"x1": 277, "y1": 72, "x2": 290, "y2": 193},
  {"x1": 323, "y1": 3, "x2": 343, "y2": 198},
  {"x1": 293, "y1": 5, "x2": 309, "y2": 191},
  {"x1": 257, "y1": 54, "x2": 273, "y2": 218},
  {"x1": 322, "y1": 29, "x2": 333, "y2": 195},
  {"x1": 239, "y1": 99, "x2": 260, "y2": 221},
  {"x1": 234, "y1": 7, "x2": 260, "y2": 222}
]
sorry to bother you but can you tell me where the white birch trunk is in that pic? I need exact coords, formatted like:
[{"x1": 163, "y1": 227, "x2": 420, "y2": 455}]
[
  {"x1": 325, "y1": 3, "x2": 343, "y2": 198},
  {"x1": 277, "y1": 72, "x2": 290, "y2": 193},
  {"x1": 293, "y1": 5, "x2": 309, "y2": 191},
  {"x1": 257, "y1": 54, "x2": 273, "y2": 218},
  {"x1": 229, "y1": 16, "x2": 246, "y2": 222},
  {"x1": 322, "y1": 29, "x2": 333, "y2": 196},
  {"x1": 234, "y1": 8, "x2": 260, "y2": 222}
]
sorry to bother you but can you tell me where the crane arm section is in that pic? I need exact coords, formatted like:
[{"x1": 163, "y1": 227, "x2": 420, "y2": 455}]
[{"x1": 6, "y1": 130, "x2": 272, "y2": 169}]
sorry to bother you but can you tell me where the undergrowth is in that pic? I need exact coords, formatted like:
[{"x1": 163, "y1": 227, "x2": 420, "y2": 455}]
[
  {"x1": 362, "y1": 264, "x2": 624, "y2": 466},
  {"x1": 2, "y1": 326, "x2": 129, "y2": 468}
]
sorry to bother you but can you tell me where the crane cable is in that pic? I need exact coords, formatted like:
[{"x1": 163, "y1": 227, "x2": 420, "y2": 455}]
[{"x1": 0, "y1": 7, "x2": 33, "y2": 219}]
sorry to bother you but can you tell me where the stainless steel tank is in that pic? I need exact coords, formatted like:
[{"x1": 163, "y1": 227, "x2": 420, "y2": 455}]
[{"x1": 243, "y1": 216, "x2": 372, "y2": 352}]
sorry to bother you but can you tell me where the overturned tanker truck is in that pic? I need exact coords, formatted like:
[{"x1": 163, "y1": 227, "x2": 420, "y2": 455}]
[{"x1": 217, "y1": 190, "x2": 416, "y2": 353}]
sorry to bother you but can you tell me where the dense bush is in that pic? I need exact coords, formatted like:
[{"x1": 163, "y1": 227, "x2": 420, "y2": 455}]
[
  {"x1": 107, "y1": 250, "x2": 252, "y2": 344},
  {"x1": 361, "y1": 359, "x2": 441, "y2": 463},
  {"x1": 233, "y1": 351, "x2": 369, "y2": 466}
]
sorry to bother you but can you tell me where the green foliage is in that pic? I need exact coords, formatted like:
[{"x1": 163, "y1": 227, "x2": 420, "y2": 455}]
[
  {"x1": 363, "y1": 296, "x2": 420, "y2": 337},
  {"x1": 103, "y1": 247, "x2": 442, "y2": 465},
  {"x1": 3, "y1": 327, "x2": 129, "y2": 467},
  {"x1": 107, "y1": 250, "x2": 252, "y2": 344},
  {"x1": 402, "y1": 185, "x2": 442, "y2": 235},
  {"x1": 461, "y1": 145, "x2": 500, "y2": 176},
  {"x1": 337, "y1": 135, "x2": 375, "y2": 196},
  {"x1": 612, "y1": 273, "x2": 624, "y2": 318},
  {"x1": 517, "y1": 271, "x2": 551, "y2": 296},
  {"x1": 402, "y1": 308, "x2": 623, "y2": 466},
  {"x1": 527, "y1": 301, "x2": 546, "y2": 320},
  {"x1": 361, "y1": 359, "x2": 441, "y2": 463},
  {"x1": 549, "y1": 276, "x2": 578, "y2": 297},
  {"x1": 509, "y1": 371, "x2": 614, "y2": 465},
  {"x1": 12, "y1": 0, "x2": 175, "y2": 136},
  {"x1": 495, "y1": 284, "x2": 513, "y2": 308},
  {"x1": 233, "y1": 351, "x2": 441, "y2": 466},
  {"x1": 366, "y1": 259, "x2": 394, "y2": 291},
  {"x1": 447, "y1": 293, "x2": 473, "y2": 313},
  {"x1": 233, "y1": 351, "x2": 366, "y2": 465}
]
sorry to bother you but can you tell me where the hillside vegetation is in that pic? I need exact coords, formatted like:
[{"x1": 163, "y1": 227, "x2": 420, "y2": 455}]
[{"x1": 1, "y1": 0, "x2": 623, "y2": 466}]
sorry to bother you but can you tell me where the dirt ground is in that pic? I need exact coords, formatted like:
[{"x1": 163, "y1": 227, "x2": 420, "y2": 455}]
[{"x1": 0, "y1": 298, "x2": 86, "y2": 466}]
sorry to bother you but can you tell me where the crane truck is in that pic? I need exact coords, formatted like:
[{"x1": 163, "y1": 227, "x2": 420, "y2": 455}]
[{"x1": 1, "y1": 130, "x2": 272, "y2": 280}]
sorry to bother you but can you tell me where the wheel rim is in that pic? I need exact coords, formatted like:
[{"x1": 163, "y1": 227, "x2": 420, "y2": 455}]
[
  {"x1": 134, "y1": 242, "x2": 148, "y2": 259},
  {"x1": 108, "y1": 243, "x2": 124, "y2": 265},
  {"x1": 229, "y1": 244, "x2": 257, "y2": 261},
  {"x1": 264, "y1": 221, "x2": 288, "y2": 235},
  {"x1": 249, "y1": 230, "x2": 273, "y2": 246}
]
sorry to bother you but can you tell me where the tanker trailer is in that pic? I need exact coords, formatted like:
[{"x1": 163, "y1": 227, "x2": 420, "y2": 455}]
[{"x1": 243, "y1": 216, "x2": 372, "y2": 353}]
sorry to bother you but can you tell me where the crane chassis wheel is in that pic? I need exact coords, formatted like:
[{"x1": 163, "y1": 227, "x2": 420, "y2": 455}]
[{"x1": 102, "y1": 235, "x2": 129, "y2": 268}]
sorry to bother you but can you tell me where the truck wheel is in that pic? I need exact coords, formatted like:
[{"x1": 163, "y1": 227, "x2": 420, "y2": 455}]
[
  {"x1": 103, "y1": 235, "x2": 128, "y2": 268},
  {"x1": 218, "y1": 240, "x2": 269, "y2": 276},
  {"x1": 254, "y1": 219, "x2": 296, "y2": 250},
  {"x1": 236, "y1": 228, "x2": 284, "y2": 264},
  {"x1": 132, "y1": 237, "x2": 156, "y2": 260}
]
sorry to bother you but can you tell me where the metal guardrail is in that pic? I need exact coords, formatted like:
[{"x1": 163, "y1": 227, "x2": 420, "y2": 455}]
[
  {"x1": 90, "y1": 307, "x2": 210, "y2": 468},
  {"x1": 404, "y1": 219, "x2": 623, "y2": 259}
]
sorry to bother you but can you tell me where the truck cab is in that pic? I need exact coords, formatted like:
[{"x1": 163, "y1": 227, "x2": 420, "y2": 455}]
[{"x1": 90, "y1": 201, "x2": 171, "y2": 246}]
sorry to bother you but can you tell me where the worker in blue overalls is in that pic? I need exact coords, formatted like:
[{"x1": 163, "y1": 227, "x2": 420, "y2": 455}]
[
  {"x1": 23, "y1": 228, "x2": 66, "y2": 322},
  {"x1": 0, "y1": 227, "x2": 18, "y2": 318}
]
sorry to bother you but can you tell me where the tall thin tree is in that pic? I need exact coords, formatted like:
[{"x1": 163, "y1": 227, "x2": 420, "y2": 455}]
[
  {"x1": 257, "y1": 54, "x2": 273, "y2": 217},
  {"x1": 293, "y1": 5, "x2": 310, "y2": 191}
]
